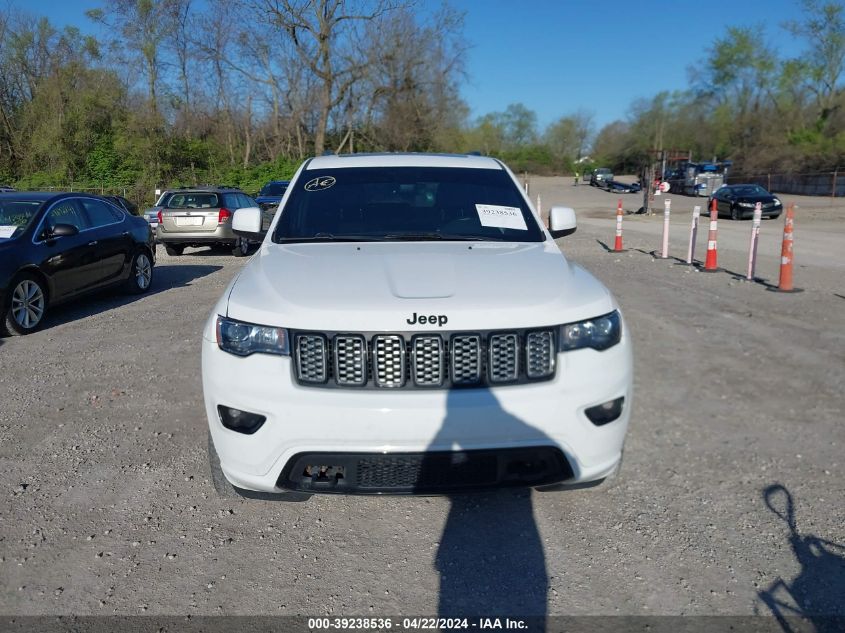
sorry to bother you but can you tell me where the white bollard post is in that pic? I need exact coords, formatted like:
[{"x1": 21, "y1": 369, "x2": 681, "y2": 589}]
[
  {"x1": 536, "y1": 193, "x2": 542, "y2": 218},
  {"x1": 746, "y1": 202, "x2": 763, "y2": 281},
  {"x1": 686, "y1": 205, "x2": 701, "y2": 264},
  {"x1": 660, "y1": 198, "x2": 671, "y2": 259}
]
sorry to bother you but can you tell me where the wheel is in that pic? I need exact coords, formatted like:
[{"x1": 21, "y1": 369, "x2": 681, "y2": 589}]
[
  {"x1": 730, "y1": 205, "x2": 741, "y2": 220},
  {"x1": 232, "y1": 237, "x2": 250, "y2": 257},
  {"x1": 164, "y1": 244, "x2": 184, "y2": 256},
  {"x1": 207, "y1": 431, "x2": 309, "y2": 501},
  {"x1": 125, "y1": 250, "x2": 153, "y2": 294},
  {"x1": 2, "y1": 274, "x2": 47, "y2": 336}
]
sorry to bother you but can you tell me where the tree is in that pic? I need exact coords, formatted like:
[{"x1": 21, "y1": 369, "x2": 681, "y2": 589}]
[
  {"x1": 360, "y1": 4, "x2": 468, "y2": 152},
  {"x1": 253, "y1": 0, "x2": 403, "y2": 156},
  {"x1": 500, "y1": 103, "x2": 537, "y2": 149},
  {"x1": 545, "y1": 110, "x2": 593, "y2": 163},
  {"x1": 86, "y1": 0, "x2": 177, "y2": 114},
  {"x1": 784, "y1": 0, "x2": 845, "y2": 127}
]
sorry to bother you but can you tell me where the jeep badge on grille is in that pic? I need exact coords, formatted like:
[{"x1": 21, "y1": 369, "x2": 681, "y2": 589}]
[{"x1": 406, "y1": 313, "x2": 448, "y2": 327}]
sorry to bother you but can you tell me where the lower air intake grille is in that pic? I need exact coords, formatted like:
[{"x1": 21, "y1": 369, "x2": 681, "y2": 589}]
[{"x1": 278, "y1": 448, "x2": 574, "y2": 493}]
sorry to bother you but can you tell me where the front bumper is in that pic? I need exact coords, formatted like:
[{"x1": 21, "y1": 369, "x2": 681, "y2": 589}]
[
  {"x1": 737, "y1": 206, "x2": 782, "y2": 219},
  {"x1": 201, "y1": 324, "x2": 633, "y2": 494}
]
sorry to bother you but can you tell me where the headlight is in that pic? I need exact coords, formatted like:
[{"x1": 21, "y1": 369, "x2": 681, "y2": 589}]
[
  {"x1": 560, "y1": 311, "x2": 622, "y2": 352},
  {"x1": 216, "y1": 316, "x2": 289, "y2": 357},
  {"x1": 773, "y1": 198, "x2": 782, "y2": 206}
]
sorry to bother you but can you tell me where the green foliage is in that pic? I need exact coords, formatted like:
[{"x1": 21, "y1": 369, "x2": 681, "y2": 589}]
[
  {"x1": 218, "y1": 158, "x2": 300, "y2": 195},
  {"x1": 6, "y1": 0, "x2": 845, "y2": 199},
  {"x1": 591, "y1": 1, "x2": 845, "y2": 177}
]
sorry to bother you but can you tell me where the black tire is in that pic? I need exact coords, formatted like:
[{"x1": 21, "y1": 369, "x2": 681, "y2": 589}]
[
  {"x1": 207, "y1": 431, "x2": 310, "y2": 501},
  {"x1": 730, "y1": 205, "x2": 741, "y2": 221},
  {"x1": 769, "y1": 214, "x2": 781, "y2": 220},
  {"x1": 164, "y1": 244, "x2": 184, "y2": 256},
  {"x1": 232, "y1": 237, "x2": 250, "y2": 257},
  {"x1": 2, "y1": 273, "x2": 48, "y2": 336},
  {"x1": 124, "y1": 250, "x2": 154, "y2": 294}
]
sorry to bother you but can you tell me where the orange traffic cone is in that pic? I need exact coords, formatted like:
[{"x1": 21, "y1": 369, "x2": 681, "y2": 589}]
[
  {"x1": 612, "y1": 199, "x2": 625, "y2": 252},
  {"x1": 701, "y1": 198, "x2": 720, "y2": 272},
  {"x1": 770, "y1": 203, "x2": 803, "y2": 293}
]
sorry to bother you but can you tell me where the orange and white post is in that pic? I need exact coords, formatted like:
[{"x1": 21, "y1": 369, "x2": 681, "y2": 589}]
[
  {"x1": 745, "y1": 202, "x2": 763, "y2": 281},
  {"x1": 703, "y1": 198, "x2": 719, "y2": 271},
  {"x1": 660, "y1": 198, "x2": 671, "y2": 258},
  {"x1": 774, "y1": 203, "x2": 802, "y2": 292},
  {"x1": 686, "y1": 205, "x2": 701, "y2": 265},
  {"x1": 613, "y1": 199, "x2": 625, "y2": 251}
]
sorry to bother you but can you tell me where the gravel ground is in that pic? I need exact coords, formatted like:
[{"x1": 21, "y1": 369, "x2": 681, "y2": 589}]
[{"x1": 0, "y1": 180, "x2": 843, "y2": 620}]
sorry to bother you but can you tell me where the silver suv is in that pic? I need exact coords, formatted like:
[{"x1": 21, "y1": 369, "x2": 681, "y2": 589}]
[{"x1": 156, "y1": 187, "x2": 258, "y2": 256}]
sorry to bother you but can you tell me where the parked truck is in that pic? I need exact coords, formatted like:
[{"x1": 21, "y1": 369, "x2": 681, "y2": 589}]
[{"x1": 666, "y1": 161, "x2": 731, "y2": 197}]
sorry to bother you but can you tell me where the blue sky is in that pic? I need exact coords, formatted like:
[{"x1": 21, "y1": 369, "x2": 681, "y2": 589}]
[{"x1": 10, "y1": 0, "x2": 811, "y2": 132}]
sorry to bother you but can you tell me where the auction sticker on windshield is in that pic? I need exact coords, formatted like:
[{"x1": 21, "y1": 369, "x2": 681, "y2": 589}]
[
  {"x1": 475, "y1": 204, "x2": 527, "y2": 231},
  {"x1": 0, "y1": 225, "x2": 17, "y2": 238},
  {"x1": 304, "y1": 176, "x2": 336, "y2": 191}
]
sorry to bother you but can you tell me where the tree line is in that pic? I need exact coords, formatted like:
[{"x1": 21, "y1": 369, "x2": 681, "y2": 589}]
[
  {"x1": 592, "y1": 0, "x2": 845, "y2": 179},
  {"x1": 0, "y1": 0, "x2": 843, "y2": 205}
]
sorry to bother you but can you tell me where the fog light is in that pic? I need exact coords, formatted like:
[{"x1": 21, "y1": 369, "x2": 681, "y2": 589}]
[
  {"x1": 217, "y1": 405, "x2": 266, "y2": 434},
  {"x1": 585, "y1": 397, "x2": 625, "y2": 426}
]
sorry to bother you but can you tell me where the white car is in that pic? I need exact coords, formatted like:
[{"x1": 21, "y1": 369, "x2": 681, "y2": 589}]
[{"x1": 201, "y1": 153, "x2": 633, "y2": 497}]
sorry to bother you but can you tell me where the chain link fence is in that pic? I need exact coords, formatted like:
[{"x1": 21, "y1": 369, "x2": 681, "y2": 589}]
[{"x1": 728, "y1": 171, "x2": 845, "y2": 197}]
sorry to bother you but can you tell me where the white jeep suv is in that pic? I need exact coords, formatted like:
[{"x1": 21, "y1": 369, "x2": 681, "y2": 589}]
[{"x1": 201, "y1": 153, "x2": 632, "y2": 497}]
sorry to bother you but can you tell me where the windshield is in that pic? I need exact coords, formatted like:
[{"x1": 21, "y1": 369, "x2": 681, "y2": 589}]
[
  {"x1": 0, "y1": 200, "x2": 41, "y2": 240},
  {"x1": 260, "y1": 182, "x2": 288, "y2": 196},
  {"x1": 273, "y1": 167, "x2": 544, "y2": 243},
  {"x1": 164, "y1": 192, "x2": 219, "y2": 208}
]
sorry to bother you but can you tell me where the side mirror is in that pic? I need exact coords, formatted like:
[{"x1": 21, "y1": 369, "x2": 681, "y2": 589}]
[
  {"x1": 47, "y1": 223, "x2": 80, "y2": 239},
  {"x1": 232, "y1": 207, "x2": 264, "y2": 240},
  {"x1": 549, "y1": 206, "x2": 577, "y2": 238}
]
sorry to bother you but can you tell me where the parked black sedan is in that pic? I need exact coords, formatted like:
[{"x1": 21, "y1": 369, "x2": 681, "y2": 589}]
[
  {"x1": 0, "y1": 192, "x2": 155, "y2": 336},
  {"x1": 102, "y1": 194, "x2": 139, "y2": 216},
  {"x1": 708, "y1": 184, "x2": 783, "y2": 220}
]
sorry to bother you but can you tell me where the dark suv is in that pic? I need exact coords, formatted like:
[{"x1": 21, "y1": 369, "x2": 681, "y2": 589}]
[
  {"x1": 156, "y1": 186, "x2": 258, "y2": 256},
  {"x1": 255, "y1": 180, "x2": 290, "y2": 231}
]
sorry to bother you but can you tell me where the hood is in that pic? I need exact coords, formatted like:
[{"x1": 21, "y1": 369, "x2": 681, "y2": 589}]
[
  {"x1": 738, "y1": 194, "x2": 777, "y2": 204},
  {"x1": 226, "y1": 241, "x2": 614, "y2": 331}
]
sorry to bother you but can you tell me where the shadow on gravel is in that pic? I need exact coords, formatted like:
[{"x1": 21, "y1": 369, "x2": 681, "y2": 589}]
[
  {"x1": 757, "y1": 484, "x2": 845, "y2": 632},
  {"x1": 427, "y1": 389, "x2": 549, "y2": 621},
  {"x1": 38, "y1": 263, "x2": 223, "y2": 332}
]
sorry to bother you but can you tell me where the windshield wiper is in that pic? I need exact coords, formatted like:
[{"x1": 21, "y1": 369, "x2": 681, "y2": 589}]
[
  {"x1": 277, "y1": 233, "x2": 385, "y2": 243},
  {"x1": 383, "y1": 233, "x2": 488, "y2": 241},
  {"x1": 383, "y1": 233, "x2": 443, "y2": 240}
]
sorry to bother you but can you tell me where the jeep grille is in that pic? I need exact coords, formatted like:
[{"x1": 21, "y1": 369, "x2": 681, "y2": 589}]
[{"x1": 293, "y1": 329, "x2": 556, "y2": 389}]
